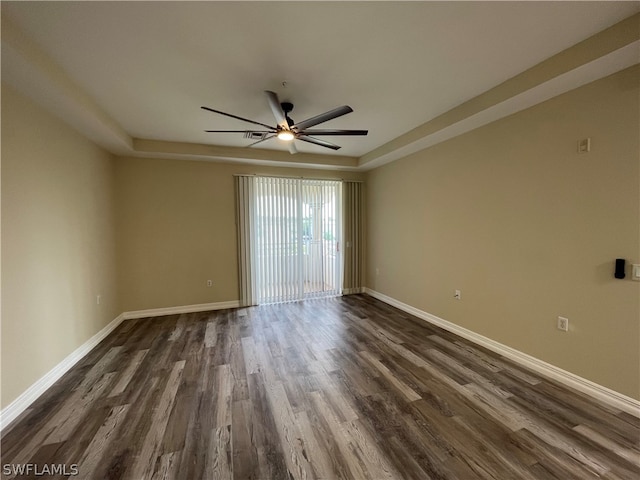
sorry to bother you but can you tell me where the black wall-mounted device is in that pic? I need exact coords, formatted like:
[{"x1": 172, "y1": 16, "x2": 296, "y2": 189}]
[{"x1": 614, "y1": 258, "x2": 626, "y2": 279}]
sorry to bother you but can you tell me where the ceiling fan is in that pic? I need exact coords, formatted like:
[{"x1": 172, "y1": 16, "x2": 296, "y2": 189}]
[{"x1": 202, "y1": 90, "x2": 368, "y2": 153}]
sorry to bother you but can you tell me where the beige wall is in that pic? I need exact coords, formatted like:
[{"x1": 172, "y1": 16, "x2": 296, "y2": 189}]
[
  {"x1": 115, "y1": 157, "x2": 364, "y2": 312},
  {"x1": 366, "y1": 65, "x2": 640, "y2": 400},
  {"x1": 1, "y1": 83, "x2": 119, "y2": 408}
]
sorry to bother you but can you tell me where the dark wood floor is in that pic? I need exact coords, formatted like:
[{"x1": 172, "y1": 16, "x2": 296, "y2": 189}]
[{"x1": 2, "y1": 294, "x2": 639, "y2": 479}]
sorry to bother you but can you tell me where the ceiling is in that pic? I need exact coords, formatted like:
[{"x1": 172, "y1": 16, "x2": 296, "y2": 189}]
[{"x1": 2, "y1": 1, "x2": 639, "y2": 170}]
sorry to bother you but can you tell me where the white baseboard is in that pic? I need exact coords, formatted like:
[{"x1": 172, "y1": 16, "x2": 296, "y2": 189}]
[
  {"x1": 122, "y1": 300, "x2": 241, "y2": 320},
  {"x1": 1, "y1": 299, "x2": 241, "y2": 432},
  {"x1": 0, "y1": 313, "x2": 126, "y2": 431},
  {"x1": 364, "y1": 288, "x2": 640, "y2": 418}
]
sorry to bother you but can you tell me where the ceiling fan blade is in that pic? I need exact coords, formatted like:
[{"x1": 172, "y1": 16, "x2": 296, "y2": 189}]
[
  {"x1": 264, "y1": 91, "x2": 289, "y2": 130},
  {"x1": 247, "y1": 134, "x2": 276, "y2": 148},
  {"x1": 300, "y1": 129, "x2": 368, "y2": 136},
  {"x1": 204, "y1": 130, "x2": 273, "y2": 133},
  {"x1": 293, "y1": 105, "x2": 353, "y2": 131},
  {"x1": 297, "y1": 135, "x2": 341, "y2": 151},
  {"x1": 201, "y1": 106, "x2": 274, "y2": 130}
]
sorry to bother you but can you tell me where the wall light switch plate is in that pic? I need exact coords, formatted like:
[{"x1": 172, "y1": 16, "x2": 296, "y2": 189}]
[{"x1": 632, "y1": 264, "x2": 640, "y2": 281}]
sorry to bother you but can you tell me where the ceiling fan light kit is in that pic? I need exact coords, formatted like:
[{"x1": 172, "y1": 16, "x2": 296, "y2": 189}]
[
  {"x1": 202, "y1": 90, "x2": 368, "y2": 152},
  {"x1": 277, "y1": 131, "x2": 295, "y2": 141}
]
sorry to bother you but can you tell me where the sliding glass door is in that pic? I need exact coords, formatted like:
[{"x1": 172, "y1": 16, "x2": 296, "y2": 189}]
[
  {"x1": 300, "y1": 180, "x2": 341, "y2": 300},
  {"x1": 250, "y1": 176, "x2": 342, "y2": 304}
]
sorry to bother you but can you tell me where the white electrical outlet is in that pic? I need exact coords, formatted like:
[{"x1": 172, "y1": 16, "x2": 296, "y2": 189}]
[
  {"x1": 454, "y1": 290, "x2": 461, "y2": 300},
  {"x1": 207, "y1": 280, "x2": 213, "y2": 287},
  {"x1": 557, "y1": 316, "x2": 569, "y2": 332},
  {"x1": 96, "y1": 294, "x2": 101, "y2": 305}
]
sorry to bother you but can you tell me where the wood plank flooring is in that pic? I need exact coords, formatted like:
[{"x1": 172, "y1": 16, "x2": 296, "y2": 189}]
[{"x1": 2, "y1": 294, "x2": 639, "y2": 479}]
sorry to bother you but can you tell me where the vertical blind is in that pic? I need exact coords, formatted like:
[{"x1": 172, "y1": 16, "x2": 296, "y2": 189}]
[
  {"x1": 255, "y1": 176, "x2": 302, "y2": 304},
  {"x1": 342, "y1": 181, "x2": 364, "y2": 294},
  {"x1": 236, "y1": 175, "x2": 343, "y2": 305},
  {"x1": 235, "y1": 175, "x2": 257, "y2": 306}
]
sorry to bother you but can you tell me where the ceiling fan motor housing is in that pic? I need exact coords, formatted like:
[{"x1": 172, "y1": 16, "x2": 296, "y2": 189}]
[{"x1": 281, "y1": 102, "x2": 295, "y2": 127}]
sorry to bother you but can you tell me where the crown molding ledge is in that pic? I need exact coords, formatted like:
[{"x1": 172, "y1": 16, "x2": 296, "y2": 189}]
[
  {"x1": 1, "y1": 15, "x2": 133, "y2": 154},
  {"x1": 358, "y1": 13, "x2": 640, "y2": 169},
  {"x1": 132, "y1": 138, "x2": 360, "y2": 170}
]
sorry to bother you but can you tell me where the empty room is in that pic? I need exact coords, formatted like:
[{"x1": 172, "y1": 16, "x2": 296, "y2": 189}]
[{"x1": 1, "y1": 2, "x2": 639, "y2": 479}]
